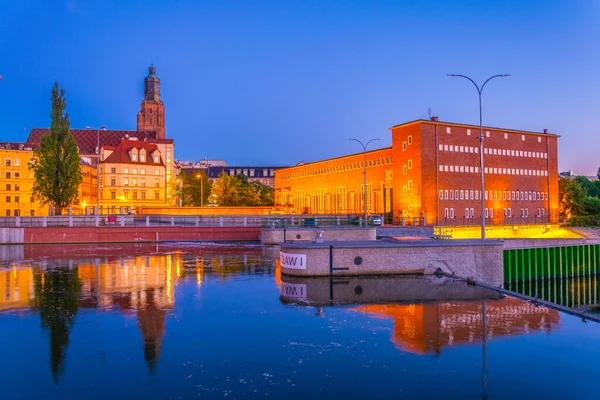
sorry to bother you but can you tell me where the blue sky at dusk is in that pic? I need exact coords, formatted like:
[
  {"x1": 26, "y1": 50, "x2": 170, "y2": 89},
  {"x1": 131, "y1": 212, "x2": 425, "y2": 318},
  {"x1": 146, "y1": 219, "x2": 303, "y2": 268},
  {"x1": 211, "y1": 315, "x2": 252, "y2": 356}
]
[{"x1": 1, "y1": 0, "x2": 599, "y2": 173}]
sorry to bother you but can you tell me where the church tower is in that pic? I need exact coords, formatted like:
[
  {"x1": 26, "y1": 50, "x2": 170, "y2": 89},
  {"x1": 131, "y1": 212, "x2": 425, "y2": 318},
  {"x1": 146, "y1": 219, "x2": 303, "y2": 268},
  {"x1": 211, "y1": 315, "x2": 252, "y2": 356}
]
[{"x1": 137, "y1": 64, "x2": 165, "y2": 139}]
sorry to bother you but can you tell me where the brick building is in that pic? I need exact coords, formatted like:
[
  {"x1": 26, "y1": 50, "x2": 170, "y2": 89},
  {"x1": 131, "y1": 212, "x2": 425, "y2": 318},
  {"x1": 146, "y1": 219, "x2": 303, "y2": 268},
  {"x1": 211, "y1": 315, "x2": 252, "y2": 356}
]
[{"x1": 275, "y1": 118, "x2": 559, "y2": 225}]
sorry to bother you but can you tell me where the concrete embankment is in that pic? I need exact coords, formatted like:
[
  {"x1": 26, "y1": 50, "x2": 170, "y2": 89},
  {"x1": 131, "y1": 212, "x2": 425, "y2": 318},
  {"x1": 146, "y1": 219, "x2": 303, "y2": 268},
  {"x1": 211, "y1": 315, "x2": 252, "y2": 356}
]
[
  {"x1": 0, "y1": 226, "x2": 261, "y2": 244},
  {"x1": 279, "y1": 239, "x2": 504, "y2": 285},
  {"x1": 261, "y1": 227, "x2": 375, "y2": 245}
]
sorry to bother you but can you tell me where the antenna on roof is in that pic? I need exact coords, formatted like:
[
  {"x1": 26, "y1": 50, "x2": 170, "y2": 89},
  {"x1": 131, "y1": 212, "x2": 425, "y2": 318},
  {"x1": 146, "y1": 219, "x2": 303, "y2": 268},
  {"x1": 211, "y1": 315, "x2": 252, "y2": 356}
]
[{"x1": 428, "y1": 108, "x2": 432, "y2": 119}]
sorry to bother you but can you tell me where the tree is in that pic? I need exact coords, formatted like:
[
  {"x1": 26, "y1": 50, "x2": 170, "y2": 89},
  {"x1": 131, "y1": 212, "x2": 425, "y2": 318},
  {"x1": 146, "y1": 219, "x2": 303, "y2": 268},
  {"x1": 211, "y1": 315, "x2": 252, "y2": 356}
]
[
  {"x1": 30, "y1": 82, "x2": 82, "y2": 215},
  {"x1": 210, "y1": 173, "x2": 274, "y2": 206},
  {"x1": 559, "y1": 177, "x2": 586, "y2": 221},
  {"x1": 176, "y1": 170, "x2": 211, "y2": 206},
  {"x1": 31, "y1": 265, "x2": 82, "y2": 382}
]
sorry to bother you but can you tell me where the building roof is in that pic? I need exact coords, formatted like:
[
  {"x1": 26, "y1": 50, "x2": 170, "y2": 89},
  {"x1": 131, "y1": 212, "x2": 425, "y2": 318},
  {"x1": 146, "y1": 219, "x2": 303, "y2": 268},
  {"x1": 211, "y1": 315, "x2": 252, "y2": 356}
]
[
  {"x1": 27, "y1": 128, "x2": 159, "y2": 155},
  {"x1": 0, "y1": 142, "x2": 34, "y2": 151},
  {"x1": 275, "y1": 146, "x2": 393, "y2": 172},
  {"x1": 102, "y1": 139, "x2": 165, "y2": 166},
  {"x1": 180, "y1": 165, "x2": 284, "y2": 179},
  {"x1": 390, "y1": 119, "x2": 561, "y2": 138}
]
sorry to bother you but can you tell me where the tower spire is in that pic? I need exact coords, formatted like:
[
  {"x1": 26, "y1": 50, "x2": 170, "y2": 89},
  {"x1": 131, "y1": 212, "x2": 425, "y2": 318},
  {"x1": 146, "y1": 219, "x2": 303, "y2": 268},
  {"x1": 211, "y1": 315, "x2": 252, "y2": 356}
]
[{"x1": 137, "y1": 64, "x2": 165, "y2": 138}]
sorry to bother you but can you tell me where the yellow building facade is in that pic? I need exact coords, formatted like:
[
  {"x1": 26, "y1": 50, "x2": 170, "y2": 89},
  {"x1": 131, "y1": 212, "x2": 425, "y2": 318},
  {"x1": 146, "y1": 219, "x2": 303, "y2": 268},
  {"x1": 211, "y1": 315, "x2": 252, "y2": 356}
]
[{"x1": 99, "y1": 139, "x2": 169, "y2": 213}]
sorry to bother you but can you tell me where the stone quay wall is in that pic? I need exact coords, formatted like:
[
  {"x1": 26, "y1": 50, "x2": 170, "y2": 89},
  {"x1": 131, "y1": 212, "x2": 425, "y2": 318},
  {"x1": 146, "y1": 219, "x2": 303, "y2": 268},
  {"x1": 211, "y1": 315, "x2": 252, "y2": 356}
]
[
  {"x1": 261, "y1": 227, "x2": 376, "y2": 245},
  {"x1": 279, "y1": 240, "x2": 504, "y2": 286}
]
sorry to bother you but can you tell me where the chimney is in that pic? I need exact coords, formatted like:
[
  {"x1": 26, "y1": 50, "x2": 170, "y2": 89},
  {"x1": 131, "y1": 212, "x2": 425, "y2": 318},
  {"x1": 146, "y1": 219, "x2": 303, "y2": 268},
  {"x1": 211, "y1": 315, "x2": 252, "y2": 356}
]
[
  {"x1": 430, "y1": 116, "x2": 439, "y2": 122},
  {"x1": 543, "y1": 128, "x2": 548, "y2": 134}
]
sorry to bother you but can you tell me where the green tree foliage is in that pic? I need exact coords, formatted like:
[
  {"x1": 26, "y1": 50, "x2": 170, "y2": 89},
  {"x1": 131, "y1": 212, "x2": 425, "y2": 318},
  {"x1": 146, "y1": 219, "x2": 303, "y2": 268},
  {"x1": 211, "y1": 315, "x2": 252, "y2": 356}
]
[
  {"x1": 31, "y1": 82, "x2": 82, "y2": 215},
  {"x1": 560, "y1": 176, "x2": 600, "y2": 226},
  {"x1": 176, "y1": 170, "x2": 211, "y2": 206},
  {"x1": 210, "y1": 173, "x2": 274, "y2": 206},
  {"x1": 31, "y1": 266, "x2": 82, "y2": 382}
]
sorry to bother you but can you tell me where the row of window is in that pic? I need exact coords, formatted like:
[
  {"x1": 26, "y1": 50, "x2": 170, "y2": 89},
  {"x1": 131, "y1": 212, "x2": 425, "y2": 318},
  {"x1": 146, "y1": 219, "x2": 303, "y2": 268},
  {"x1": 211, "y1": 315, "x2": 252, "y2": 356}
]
[
  {"x1": 3, "y1": 196, "x2": 20, "y2": 203},
  {"x1": 439, "y1": 189, "x2": 548, "y2": 202},
  {"x1": 3, "y1": 184, "x2": 21, "y2": 191},
  {"x1": 108, "y1": 191, "x2": 160, "y2": 200},
  {"x1": 0, "y1": 159, "x2": 21, "y2": 167},
  {"x1": 443, "y1": 207, "x2": 546, "y2": 218},
  {"x1": 129, "y1": 152, "x2": 160, "y2": 163},
  {"x1": 229, "y1": 168, "x2": 275, "y2": 177},
  {"x1": 107, "y1": 167, "x2": 161, "y2": 175},
  {"x1": 109, "y1": 177, "x2": 161, "y2": 187},
  {"x1": 444, "y1": 126, "x2": 544, "y2": 143},
  {"x1": 401, "y1": 135, "x2": 413, "y2": 151},
  {"x1": 438, "y1": 144, "x2": 548, "y2": 159},
  {"x1": 0, "y1": 172, "x2": 21, "y2": 179},
  {"x1": 439, "y1": 164, "x2": 549, "y2": 177},
  {"x1": 281, "y1": 156, "x2": 393, "y2": 180}
]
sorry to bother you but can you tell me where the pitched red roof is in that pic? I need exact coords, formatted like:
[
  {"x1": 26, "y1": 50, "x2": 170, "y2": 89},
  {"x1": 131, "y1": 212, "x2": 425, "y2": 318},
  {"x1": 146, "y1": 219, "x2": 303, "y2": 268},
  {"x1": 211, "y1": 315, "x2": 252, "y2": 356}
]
[
  {"x1": 102, "y1": 139, "x2": 165, "y2": 166},
  {"x1": 27, "y1": 128, "x2": 158, "y2": 155}
]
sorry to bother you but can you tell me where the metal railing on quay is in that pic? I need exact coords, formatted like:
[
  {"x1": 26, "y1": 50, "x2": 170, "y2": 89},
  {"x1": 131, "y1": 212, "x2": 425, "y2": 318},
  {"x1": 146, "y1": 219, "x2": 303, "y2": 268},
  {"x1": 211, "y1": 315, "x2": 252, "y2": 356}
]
[{"x1": 435, "y1": 216, "x2": 555, "y2": 227}]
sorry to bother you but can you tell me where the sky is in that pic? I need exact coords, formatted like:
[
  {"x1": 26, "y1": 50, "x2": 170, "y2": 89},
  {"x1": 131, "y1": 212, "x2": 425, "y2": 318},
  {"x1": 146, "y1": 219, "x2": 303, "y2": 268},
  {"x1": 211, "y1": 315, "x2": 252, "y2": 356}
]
[{"x1": 1, "y1": 0, "x2": 599, "y2": 174}]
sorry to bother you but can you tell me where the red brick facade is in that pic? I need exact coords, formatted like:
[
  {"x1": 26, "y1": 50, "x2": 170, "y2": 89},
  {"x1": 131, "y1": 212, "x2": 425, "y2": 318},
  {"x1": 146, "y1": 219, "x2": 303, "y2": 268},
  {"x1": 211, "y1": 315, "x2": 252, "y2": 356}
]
[
  {"x1": 275, "y1": 119, "x2": 559, "y2": 225},
  {"x1": 137, "y1": 64, "x2": 165, "y2": 139}
]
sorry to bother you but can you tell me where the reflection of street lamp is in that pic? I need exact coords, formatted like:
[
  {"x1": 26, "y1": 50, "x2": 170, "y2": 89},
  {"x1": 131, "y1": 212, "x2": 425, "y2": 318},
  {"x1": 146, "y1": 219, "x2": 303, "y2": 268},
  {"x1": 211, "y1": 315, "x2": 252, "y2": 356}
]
[
  {"x1": 349, "y1": 138, "x2": 380, "y2": 227},
  {"x1": 447, "y1": 74, "x2": 510, "y2": 240},
  {"x1": 85, "y1": 125, "x2": 106, "y2": 215},
  {"x1": 196, "y1": 174, "x2": 203, "y2": 207}
]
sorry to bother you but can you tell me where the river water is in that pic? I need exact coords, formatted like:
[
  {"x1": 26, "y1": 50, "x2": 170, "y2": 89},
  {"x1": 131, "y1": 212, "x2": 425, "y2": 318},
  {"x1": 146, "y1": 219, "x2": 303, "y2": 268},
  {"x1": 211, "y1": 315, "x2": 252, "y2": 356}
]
[{"x1": 0, "y1": 243, "x2": 598, "y2": 400}]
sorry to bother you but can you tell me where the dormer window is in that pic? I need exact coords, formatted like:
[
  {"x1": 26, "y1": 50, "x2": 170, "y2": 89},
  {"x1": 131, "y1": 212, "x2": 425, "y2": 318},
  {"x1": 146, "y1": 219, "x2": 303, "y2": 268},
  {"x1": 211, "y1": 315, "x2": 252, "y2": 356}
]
[
  {"x1": 140, "y1": 154, "x2": 146, "y2": 162},
  {"x1": 132, "y1": 153, "x2": 138, "y2": 161},
  {"x1": 154, "y1": 154, "x2": 159, "y2": 163}
]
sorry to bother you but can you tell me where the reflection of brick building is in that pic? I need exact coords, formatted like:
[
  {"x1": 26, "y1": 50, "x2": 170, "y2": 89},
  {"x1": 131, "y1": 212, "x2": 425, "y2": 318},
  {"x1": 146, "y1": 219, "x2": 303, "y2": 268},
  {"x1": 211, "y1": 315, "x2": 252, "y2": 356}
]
[
  {"x1": 353, "y1": 298, "x2": 560, "y2": 354},
  {"x1": 275, "y1": 118, "x2": 559, "y2": 224}
]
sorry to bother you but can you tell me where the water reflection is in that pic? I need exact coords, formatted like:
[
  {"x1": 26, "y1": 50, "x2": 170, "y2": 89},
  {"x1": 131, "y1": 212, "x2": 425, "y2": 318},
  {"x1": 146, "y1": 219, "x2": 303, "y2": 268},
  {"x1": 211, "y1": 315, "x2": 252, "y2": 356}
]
[
  {"x1": 0, "y1": 244, "x2": 268, "y2": 380},
  {"x1": 280, "y1": 274, "x2": 560, "y2": 355}
]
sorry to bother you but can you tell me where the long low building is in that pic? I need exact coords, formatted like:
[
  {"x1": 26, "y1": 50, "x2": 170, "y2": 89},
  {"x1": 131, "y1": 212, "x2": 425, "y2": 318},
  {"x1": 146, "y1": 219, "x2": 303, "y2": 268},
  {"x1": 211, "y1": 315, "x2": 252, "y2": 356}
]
[{"x1": 274, "y1": 118, "x2": 559, "y2": 225}]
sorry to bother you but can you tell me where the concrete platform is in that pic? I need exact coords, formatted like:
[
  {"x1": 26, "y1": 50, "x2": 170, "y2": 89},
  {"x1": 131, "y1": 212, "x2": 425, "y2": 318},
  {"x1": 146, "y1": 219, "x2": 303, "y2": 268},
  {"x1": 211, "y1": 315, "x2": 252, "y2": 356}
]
[
  {"x1": 279, "y1": 238, "x2": 504, "y2": 285},
  {"x1": 280, "y1": 274, "x2": 503, "y2": 306},
  {"x1": 261, "y1": 227, "x2": 375, "y2": 245}
]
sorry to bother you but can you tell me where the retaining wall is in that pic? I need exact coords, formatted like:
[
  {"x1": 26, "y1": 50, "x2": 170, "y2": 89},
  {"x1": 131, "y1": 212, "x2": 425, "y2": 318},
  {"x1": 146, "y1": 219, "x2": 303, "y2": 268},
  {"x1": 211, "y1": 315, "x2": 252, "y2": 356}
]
[
  {"x1": 503, "y1": 238, "x2": 600, "y2": 250},
  {"x1": 279, "y1": 240, "x2": 504, "y2": 285},
  {"x1": 261, "y1": 227, "x2": 376, "y2": 245},
  {"x1": 13, "y1": 226, "x2": 261, "y2": 244}
]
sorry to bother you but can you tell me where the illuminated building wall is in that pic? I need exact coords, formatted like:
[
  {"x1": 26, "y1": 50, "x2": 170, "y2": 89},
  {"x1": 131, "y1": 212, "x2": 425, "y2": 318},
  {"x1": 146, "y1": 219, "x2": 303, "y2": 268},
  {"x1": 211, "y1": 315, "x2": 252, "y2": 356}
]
[
  {"x1": 353, "y1": 297, "x2": 560, "y2": 354},
  {"x1": 275, "y1": 119, "x2": 559, "y2": 225}
]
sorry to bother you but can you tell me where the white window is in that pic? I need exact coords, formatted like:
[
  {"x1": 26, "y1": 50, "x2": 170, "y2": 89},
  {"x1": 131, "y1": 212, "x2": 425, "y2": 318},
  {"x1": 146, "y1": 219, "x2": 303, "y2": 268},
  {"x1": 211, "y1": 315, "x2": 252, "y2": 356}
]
[
  {"x1": 508, "y1": 208, "x2": 512, "y2": 217},
  {"x1": 460, "y1": 146, "x2": 464, "y2": 152},
  {"x1": 450, "y1": 145, "x2": 454, "y2": 151},
  {"x1": 444, "y1": 165, "x2": 449, "y2": 172},
  {"x1": 470, "y1": 190, "x2": 474, "y2": 200},
  {"x1": 486, "y1": 131, "x2": 490, "y2": 137},
  {"x1": 444, "y1": 208, "x2": 449, "y2": 218},
  {"x1": 469, "y1": 147, "x2": 474, "y2": 153},
  {"x1": 522, "y1": 135, "x2": 525, "y2": 141},
  {"x1": 439, "y1": 144, "x2": 444, "y2": 151},
  {"x1": 465, "y1": 208, "x2": 470, "y2": 218},
  {"x1": 446, "y1": 127, "x2": 451, "y2": 133},
  {"x1": 450, "y1": 190, "x2": 454, "y2": 200},
  {"x1": 460, "y1": 190, "x2": 464, "y2": 200},
  {"x1": 455, "y1": 190, "x2": 459, "y2": 199},
  {"x1": 470, "y1": 166, "x2": 474, "y2": 173},
  {"x1": 450, "y1": 166, "x2": 454, "y2": 172},
  {"x1": 485, "y1": 191, "x2": 488, "y2": 200},
  {"x1": 525, "y1": 208, "x2": 529, "y2": 217},
  {"x1": 475, "y1": 191, "x2": 479, "y2": 200},
  {"x1": 444, "y1": 145, "x2": 449, "y2": 151},
  {"x1": 504, "y1": 133, "x2": 508, "y2": 139},
  {"x1": 493, "y1": 149, "x2": 498, "y2": 155},
  {"x1": 450, "y1": 208, "x2": 454, "y2": 218},
  {"x1": 467, "y1": 129, "x2": 471, "y2": 136},
  {"x1": 439, "y1": 190, "x2": 443, "y2": 199},
  {"x1": 445, "y1": 190, "x2": 449, "y2": 200},
  {"x1": 155, "y1": 169, "x2": 159, "y2": 175},
  {"x1": 489, "y1": 208, "x2": 494, "y2": 218},
  {"x1": 485, "y1": 208, "x2": 489, "y2": 218},
  {"x1": 460, "y1": 166, "x2": 464, "y2": 172},
  {"x1": 538, "y1": 137, "x2": 542, "y2": 142},
  {"x1": 484, "y1": 148, "x2": 488, "y2": 154},
  {"x1": 474, "y1": 147, "x2": 478, "y2": 153},
  {"x1": 484, "y1": 167, "x2": 489, "y2": 173},
  {"x1": 439, "y1": 165, "x2": 443, "y2": 172}
]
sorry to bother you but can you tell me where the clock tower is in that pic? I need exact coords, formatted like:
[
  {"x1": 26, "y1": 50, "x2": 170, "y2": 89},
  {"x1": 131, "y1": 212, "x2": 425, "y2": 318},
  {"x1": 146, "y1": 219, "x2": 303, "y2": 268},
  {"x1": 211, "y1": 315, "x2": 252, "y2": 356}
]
[{"x1": 137, "y1": 64, "x2": 165, "y2": 139}]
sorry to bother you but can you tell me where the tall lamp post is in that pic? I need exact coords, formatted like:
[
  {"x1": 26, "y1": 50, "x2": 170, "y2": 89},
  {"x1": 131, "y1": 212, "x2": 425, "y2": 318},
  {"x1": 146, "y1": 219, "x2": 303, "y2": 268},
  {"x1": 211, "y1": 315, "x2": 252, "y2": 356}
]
[
  {"x1": 196, "y1": 173, "x2": 203, "y2": 207},
  {"x1": 86, "y1": 126, "x2": 106, "y2": 215},
  {"x1": 350, "y1": 138, "x2": 380, "y2": 227},
  {"x1": 447, "y1": 74, "x2": 510, "y2": 240}
]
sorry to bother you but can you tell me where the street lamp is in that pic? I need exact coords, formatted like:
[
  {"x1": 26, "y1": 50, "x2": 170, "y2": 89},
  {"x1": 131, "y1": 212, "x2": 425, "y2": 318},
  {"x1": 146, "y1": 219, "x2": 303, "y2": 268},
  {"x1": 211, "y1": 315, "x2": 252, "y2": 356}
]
[
  {"x1": 86, "y1": 125, "x2": 106, "y2": 215},
  {"x1": 349, "y1": 138, "x2": 380, "y2": 227},
  {"x1": 447, "y1": 74, "x2": 510, "y2": 240},
  {"x1": 196, "y1": 173, "x2": 203, "y2": 207}
]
